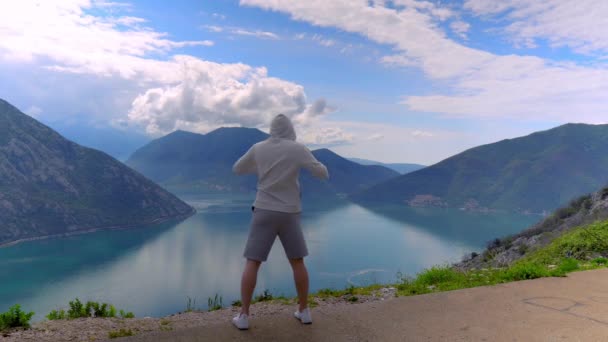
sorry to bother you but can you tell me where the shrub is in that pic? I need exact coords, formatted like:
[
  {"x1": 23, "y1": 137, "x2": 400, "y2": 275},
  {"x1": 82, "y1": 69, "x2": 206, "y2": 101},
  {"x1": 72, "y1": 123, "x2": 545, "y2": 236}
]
[
  {"x1": 108, "y1": 328, "x2": 134, "y2": 338},
  {"x1": 46, "y1": 309, "x2": 67, "y2": 320},
  {"x1": 592, "y1": 257, "x2": 608, "y2": 266},
  {"x1": 231, "y1": 300, "x2": 242, "y2": 307},
  {"x1": 119, "y1": 310, "x2": 135, "y2": 319},
  {"x1": 0, "y1": 305, "x2": 35, "y2": 331}
]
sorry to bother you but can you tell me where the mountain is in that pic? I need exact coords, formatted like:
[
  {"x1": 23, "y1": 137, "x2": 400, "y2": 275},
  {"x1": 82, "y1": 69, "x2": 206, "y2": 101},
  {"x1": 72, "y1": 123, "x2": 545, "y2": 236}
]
[
  {"x1": 353, "y1": 124, "x2": 608, "y2": 213},
  {"x1": 126, "y1": 128, "x2": 400, "y2": 198},
  {"x1": 309, "y1": 149, "x2": 400, "y2": 195},
  {"x1": 347, "y1": 157, "x2": 425, "y2": 174},
  {"x1": 48, "y1": 121, "x2": 151, "y2": 162},
  {"x1": 0, "y1": 99, "x2": 194, "y2": 246}
]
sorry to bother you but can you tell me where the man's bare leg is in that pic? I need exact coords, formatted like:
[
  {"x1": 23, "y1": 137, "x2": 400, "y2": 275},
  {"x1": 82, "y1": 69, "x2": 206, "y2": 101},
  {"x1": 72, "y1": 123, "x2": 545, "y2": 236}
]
[
  {"x1": 240, "y1": 259, "x2": 261, "y2": 315},
  {"x1": 289, "y1": 258, "x2": 309, "y2": 311}
]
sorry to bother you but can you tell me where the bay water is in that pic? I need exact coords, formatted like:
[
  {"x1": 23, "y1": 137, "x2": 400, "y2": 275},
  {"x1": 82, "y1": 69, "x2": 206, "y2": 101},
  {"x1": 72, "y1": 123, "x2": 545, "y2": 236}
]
[{"x1": 0, "y1": 195, "x2": 538, "y2": 320}]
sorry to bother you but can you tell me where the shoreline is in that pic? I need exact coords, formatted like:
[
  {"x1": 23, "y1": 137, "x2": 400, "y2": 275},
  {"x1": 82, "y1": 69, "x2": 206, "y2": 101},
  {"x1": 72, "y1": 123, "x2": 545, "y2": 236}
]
[{"x1": 0, "y1": 208, "x2": 196, "y2": 248}]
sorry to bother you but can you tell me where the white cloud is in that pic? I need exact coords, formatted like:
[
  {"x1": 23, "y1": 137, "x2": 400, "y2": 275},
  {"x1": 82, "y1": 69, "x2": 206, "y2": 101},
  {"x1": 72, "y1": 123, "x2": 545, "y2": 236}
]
[
  {"x1": 241, "y1": 0, "x2": 608, "y2": 123},
  {"x1": 25, "y1": 105, "x2": 43, "y2": 117},
  {"x1": 0, "y1": 0, "x2": 213, "y2": 74},
  {"x1": 212, "y1": 12, "x2": 227, "y2": 20},
  {"x1": 450, "y1": 20, "x2": 471, "y2": 39},
  {"x1": 311, "y1": 34, "x2": 336, "y2": 47},
  {"x1": 0, "y1": 1, "x2": 350, "y2": 146},
  {"x1": 204, "y1": 25, "x2": 280, "y2": 40},
  {"x1": 205, "y1": 25, "x2": 224, "y2": 33},
  {"x1": 464, "y1": 0, "x2": 608, "y2": 55},
  {"x1": 232, "y1": 28, "x2": 280, "y2": 40},
  {"x1": 411, "y1": 130, "x2": 434, "y2": 137},
  {"x1": 126, "y1": 56, "x2": 328, "y2": 135}
]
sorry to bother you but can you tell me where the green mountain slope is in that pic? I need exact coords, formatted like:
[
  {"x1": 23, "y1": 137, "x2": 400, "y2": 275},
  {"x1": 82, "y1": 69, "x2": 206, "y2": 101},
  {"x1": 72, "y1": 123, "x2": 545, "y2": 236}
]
[
  {"x1": 353, "y1": 124, "x2": 608, "y2": 212},
  {"x1": 0, "y1": 99, "x2": 194, "y2": 246},
  {"x1": 126, "y1": 128, "x2": 399, "y2": 197}
]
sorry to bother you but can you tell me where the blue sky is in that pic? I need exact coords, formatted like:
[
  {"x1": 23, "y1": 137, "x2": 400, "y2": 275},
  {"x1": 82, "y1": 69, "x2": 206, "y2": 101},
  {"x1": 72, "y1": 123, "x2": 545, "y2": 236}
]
[{"x1": 1, "y1": 1, "x2": 607, "y2": 164}]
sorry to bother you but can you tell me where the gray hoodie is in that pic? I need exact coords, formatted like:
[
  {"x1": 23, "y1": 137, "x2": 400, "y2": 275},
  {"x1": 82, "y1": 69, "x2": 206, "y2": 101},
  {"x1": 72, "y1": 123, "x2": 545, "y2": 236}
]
[{"x1": 233, "y1": 114, "x2": 329, "y2": 213}]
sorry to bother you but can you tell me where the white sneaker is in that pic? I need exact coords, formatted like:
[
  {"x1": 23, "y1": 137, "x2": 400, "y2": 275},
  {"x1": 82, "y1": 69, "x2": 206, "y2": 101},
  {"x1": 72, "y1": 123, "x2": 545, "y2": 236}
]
[
  {"x1": 232, "y1": 313, "x2": 249, "y2": 330},
  {"x1": 294, "y1": 308, "x2": 312, "y2": 324}
]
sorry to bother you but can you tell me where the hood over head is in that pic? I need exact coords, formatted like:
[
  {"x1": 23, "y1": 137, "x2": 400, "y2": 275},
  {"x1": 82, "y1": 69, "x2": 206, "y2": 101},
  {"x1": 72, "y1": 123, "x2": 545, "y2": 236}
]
[{"x1": 270, "y1": 114, "x2": 296, "y2": 141}]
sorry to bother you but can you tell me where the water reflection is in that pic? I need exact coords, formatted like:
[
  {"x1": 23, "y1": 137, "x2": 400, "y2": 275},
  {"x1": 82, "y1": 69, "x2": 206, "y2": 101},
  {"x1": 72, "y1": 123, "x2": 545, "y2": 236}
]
[{"x1": 0, "y1": 198, "x2": 537, "y2": 320}]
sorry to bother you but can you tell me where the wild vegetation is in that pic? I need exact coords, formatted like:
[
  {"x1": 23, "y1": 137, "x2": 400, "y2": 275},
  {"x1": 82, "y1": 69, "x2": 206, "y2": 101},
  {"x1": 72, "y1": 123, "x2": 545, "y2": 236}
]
[
  {"x1": 46, "y1": 299, "x2": 134, "y2": 320},
  {"x1": 0, "y1": 305, "x2": 35, "y2": 331},
  {"x1": 461, "y1": 185, "x2": 608, "y2": 269}
]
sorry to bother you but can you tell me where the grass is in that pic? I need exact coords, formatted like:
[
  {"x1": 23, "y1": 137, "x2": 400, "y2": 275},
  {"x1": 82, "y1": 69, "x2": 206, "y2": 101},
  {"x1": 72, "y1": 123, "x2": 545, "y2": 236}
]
[
  {"x1": 0, "y1": 305, "x2": 35, "y2": 331},
  {"x1": 185, "y1": 297, "x2": 197, "y2": 312},
  {"x1": 108, "y1": 328, "x2": 134, "y2": 339},
  {"x1": 207, "y1": 294, "x2": 223, "y2": 312},
  {"x1": 46, "y1": 299, "x2": 133, "y2": 320}
]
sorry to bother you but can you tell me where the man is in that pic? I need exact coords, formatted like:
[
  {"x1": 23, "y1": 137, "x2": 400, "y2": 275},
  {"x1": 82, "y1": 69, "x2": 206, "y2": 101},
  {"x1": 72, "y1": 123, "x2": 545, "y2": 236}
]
[{"x1": 232, "y1": 114, "x2": 329, "y2": 330}]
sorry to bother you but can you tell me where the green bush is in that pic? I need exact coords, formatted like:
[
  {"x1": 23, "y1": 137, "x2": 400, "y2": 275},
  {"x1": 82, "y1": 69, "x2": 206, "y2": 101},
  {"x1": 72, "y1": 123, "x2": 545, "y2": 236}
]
[
  {"x1": 46, "y1": 309, "x2": 67, "y2": 320},
  {"x1": 108, "y1": 328, "x2": 134, "y2": 338},
  {"x1": 591, "y1": 257, "x2": 608, "y2": 266},
  {"x1": 231, "y1": 300, "x2": 242, "y2": 307},
  {"x1": 0, "y1": 304, "x2": 35, "y2": 331},
  {"x1": 119, "y1": 310, "x2": 135, "y2": 319}
]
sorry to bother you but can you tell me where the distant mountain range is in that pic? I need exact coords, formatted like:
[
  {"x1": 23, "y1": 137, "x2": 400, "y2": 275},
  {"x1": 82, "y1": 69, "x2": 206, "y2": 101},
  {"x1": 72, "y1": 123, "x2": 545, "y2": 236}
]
[
  {"x1": 126, "y1": 128, "x2": 400, "y2": 198},
  {"x1": 0, "y1": 99, "x2": 194, "y2": 246},
  {"x1": 353, "y1": 123, "x2": 608, "y2": 213},
  {"x1": 347, "y1": 157, "x2": 425, "y2": 174}
]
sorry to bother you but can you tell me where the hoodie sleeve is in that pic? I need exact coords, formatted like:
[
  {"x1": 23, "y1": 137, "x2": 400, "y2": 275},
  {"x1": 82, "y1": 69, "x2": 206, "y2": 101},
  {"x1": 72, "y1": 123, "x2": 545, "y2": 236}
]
[
  {"x1": 300, "y1": 147, "x2": 329, "y2": 180},
  {"x1": 233, "y1": 146, "x2": 257, "y2": 175}
]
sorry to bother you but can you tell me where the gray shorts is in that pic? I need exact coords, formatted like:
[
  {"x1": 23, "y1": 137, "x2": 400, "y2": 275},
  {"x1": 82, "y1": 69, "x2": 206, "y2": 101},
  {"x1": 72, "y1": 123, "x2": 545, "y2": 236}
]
[{"x1": 243, "y1": 208, "x2": 308, "y2": 262}]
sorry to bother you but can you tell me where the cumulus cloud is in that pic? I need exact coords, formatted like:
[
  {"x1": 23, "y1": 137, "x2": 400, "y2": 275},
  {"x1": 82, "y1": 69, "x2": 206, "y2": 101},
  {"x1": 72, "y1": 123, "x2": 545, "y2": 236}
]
[
  {"x1": 126, "y1": 56, "x2": 324, "y2": 135},
  {"x1": 241, "y1": 0, "x2": 608, "y2": 123}
]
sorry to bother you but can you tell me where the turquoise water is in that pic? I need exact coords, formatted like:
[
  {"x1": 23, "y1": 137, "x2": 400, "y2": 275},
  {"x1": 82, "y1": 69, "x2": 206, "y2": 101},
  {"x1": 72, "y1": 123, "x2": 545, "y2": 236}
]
[{"x1": 0, "y1": 196, "x2": 538, "y2": 320}]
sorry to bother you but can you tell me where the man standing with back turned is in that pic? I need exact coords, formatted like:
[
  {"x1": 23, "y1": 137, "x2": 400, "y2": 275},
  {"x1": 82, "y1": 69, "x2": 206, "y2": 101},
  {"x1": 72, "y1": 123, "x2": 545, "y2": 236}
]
[{"x1": 232, "y1": 114, "x2": 329, "y2": 330}]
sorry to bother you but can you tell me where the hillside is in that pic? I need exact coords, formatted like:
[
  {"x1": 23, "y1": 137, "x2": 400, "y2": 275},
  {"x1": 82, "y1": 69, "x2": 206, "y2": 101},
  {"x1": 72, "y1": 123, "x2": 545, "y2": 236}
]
[
  {"x1": 0, "y1": 99, "x2": 194, "y2": 246},
  {"x1": 348, "y1": 157, "x2": 425, "y2": 174},
  {"x1": 458, "y1": 184, "x2": 608, "y2": 269},
  {"x1": 126, "y1": 128, "x2": 399, "y2": 197},
  {"x1": 353, "y1": 124, "x2": 608, "y2": 213}
]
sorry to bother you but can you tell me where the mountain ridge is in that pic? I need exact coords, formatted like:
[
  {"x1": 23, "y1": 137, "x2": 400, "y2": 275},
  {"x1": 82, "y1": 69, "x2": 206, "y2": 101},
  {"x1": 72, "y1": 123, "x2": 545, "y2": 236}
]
[
  {"x1": 0, "y1": 98, "x2": 194, "y2": 246},
  {"x1": 353, "y1": 123, "x2": 608, "y2": 213},
  {"x1": 126, "y1": 127, "x2": 400, "y2": 198}
]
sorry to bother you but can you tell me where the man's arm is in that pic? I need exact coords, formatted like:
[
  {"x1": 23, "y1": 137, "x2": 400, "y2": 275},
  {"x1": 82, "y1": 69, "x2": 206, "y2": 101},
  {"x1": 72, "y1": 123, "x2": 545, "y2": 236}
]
[
  {"x1": 301, "y1": 148, "x2": 329, "y2": 180},
  {"x1": 233, "y1": 146, "x2": 257, "y2": 175}
]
